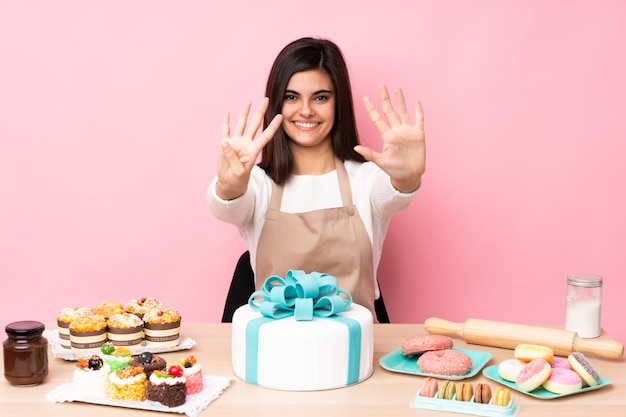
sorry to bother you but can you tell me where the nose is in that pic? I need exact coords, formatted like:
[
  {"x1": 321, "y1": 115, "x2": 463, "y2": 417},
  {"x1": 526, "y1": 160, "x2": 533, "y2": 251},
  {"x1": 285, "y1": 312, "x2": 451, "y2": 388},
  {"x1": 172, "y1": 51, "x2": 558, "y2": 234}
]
[{"x1": 299, "y1": 100, "x2": 314, "y2": 117}]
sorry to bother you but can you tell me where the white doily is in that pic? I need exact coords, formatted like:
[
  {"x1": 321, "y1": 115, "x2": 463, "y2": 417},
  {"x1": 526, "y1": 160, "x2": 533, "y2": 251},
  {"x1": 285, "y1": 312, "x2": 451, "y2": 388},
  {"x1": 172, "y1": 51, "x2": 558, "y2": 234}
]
[
  {"x1": 46, "y1": 375, "x2": 231, "y2": 417},
  {"x1": 44, "y1": 329, "x2": 196, "y2": 361}
]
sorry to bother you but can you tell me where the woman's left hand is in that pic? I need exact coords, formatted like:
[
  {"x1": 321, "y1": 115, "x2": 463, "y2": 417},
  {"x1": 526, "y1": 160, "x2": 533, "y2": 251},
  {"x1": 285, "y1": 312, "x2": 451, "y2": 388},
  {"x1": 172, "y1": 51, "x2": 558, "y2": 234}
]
[{"x1": 354, "y1": 85, "x2": 425, "y2": 193}]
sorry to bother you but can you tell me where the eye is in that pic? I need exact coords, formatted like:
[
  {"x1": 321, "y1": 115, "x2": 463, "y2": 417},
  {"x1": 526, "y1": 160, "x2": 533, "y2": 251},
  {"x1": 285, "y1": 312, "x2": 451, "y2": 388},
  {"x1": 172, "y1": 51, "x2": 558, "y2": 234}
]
[
  {"x1": 283, "y1": 94, "x2": 297, "y2": 102},
  {"x1": 314, "y1": 95, "x2": 329, "y2": 102}
]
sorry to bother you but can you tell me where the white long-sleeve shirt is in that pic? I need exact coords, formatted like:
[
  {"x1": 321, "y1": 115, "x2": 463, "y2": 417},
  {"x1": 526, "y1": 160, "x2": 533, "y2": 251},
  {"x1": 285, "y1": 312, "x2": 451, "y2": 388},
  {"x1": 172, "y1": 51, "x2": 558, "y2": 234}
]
[{"x1": 207, "y1": 160, "x2": 418, "y2": 298}]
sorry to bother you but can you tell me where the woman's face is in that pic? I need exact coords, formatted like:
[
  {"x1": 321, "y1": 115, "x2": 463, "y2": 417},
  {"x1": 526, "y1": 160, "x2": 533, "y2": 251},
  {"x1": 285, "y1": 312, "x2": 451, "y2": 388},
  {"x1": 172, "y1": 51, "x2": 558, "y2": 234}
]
[{"x1": 281, "y1": 69, "x2": 335, "y2": 150}]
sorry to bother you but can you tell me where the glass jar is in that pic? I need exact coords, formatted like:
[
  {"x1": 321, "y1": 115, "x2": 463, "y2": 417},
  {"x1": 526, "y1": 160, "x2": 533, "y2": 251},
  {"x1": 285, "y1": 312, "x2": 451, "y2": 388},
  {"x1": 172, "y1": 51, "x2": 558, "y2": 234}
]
[
  {"x1": 3, "y1": 320, "x2": 49, "y2": 386},
  {"x1": 565, "y1": 274, "x2": 603, "y2": 338}
]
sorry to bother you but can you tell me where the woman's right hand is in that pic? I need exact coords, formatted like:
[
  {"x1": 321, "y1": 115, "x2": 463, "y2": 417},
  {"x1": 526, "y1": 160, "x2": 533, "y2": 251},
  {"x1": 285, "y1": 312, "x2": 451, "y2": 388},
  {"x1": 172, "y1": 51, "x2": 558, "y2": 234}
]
[{"x1": 215, "y1": 98, "x2": 283, "y2": 200}]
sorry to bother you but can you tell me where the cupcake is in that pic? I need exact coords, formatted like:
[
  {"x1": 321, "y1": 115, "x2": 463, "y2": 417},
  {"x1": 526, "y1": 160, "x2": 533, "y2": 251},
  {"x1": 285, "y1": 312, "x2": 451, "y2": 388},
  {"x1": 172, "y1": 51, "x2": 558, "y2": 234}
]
[
  {"x1": 73, "y1": 356, "x2": 110, "y2": 399},
  {"x1": 57, "y1": 307, "x2": 93, "y2": 349},
  {"x1": 131, "y1": 352, "x2": 166, "y2": 378},
  {"x1": 147, "y1": 366, "x2": 187, "y2": 407},
  {"x1": 143, "y1": 308, "x2": 181, "y2": 347},
  {"x1": 69, "y1": 315, "x2": 107, "y2": 354},
  {"x1": 92, "y1": 300, "x2": 125, "y2": 319},
  {"x1": 171, "y1": 355, "x2": 203, "y2": 394},
  {"x1": 100, "y1": 342, "x2": 133, "y2": 372},
  {"x1": 107, "y1": 313, "x2": 144, "y2": 347},
  {"x1": 125, "y1": 297, "x2": 162, "y2": 319},
  {"x1": 108, "y1": 365, "x2": 147, "y2": 401}
]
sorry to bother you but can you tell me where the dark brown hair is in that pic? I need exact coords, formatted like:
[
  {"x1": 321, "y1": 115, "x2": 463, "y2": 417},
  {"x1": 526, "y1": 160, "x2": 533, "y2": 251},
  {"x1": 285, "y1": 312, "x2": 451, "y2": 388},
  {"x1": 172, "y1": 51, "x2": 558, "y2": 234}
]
[{"x1": 258, "y1": 37, "x2": 365, "y2": 184}]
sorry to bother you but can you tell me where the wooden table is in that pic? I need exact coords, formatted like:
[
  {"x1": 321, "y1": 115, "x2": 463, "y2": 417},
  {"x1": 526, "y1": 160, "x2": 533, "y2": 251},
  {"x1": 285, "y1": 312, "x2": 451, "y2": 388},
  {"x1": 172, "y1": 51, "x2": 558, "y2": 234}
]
[{"x1": 2, "y1": 323, "x2": 624, "y2": 416}]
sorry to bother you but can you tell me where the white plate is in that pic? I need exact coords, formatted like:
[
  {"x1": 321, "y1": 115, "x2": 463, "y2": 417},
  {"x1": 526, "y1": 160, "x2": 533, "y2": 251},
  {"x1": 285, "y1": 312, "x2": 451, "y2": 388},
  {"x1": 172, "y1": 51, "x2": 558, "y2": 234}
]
[{"x1": 44, "y1": 329, "x2": 196, "y2": 361}]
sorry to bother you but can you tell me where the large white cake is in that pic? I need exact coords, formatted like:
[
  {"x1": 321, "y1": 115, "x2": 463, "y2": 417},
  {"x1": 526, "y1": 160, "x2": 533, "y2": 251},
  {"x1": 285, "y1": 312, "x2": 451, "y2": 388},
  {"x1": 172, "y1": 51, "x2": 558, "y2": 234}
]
[{"x1": 232, "y1": 303, "x2": 374, "y2": 390}]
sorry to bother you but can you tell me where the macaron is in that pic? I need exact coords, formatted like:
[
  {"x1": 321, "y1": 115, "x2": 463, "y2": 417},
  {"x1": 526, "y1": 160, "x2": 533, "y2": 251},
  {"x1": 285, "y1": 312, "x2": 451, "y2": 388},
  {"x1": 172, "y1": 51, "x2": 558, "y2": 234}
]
[
  {"x1": 437, "y1": 380, "x2": 456, "y2": 400},
  {"x1": 542, "y1": 367, "x2": 583, "y2": 394},
  {"x1": 568, "y1": 352, "x2": 601, "y2": 387},
  {"x1": 514, "y1": 344, "x2": 554, "y2": 363},
  {"x1": 456, "y1": 382, "x2": 473, "y2": 402},
  {"x1": 474, "y1": 383, "x2": 491, "y2": 404},
  {"x1": 492, "y1": 387, "x2": 511, "y2": 406},
  {"x1": 420, "y1": 377, "x2": 438, "y2": 398},
  {"x1": 515, "y1": 358, "x2": 552, "y2": 392}
]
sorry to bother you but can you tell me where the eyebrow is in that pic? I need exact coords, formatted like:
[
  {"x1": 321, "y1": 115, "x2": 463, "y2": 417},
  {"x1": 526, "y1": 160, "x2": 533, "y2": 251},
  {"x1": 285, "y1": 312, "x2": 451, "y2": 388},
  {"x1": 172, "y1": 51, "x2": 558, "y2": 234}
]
[{"x1": 284, "y1": 89, "x2": 334, "y2": 95}]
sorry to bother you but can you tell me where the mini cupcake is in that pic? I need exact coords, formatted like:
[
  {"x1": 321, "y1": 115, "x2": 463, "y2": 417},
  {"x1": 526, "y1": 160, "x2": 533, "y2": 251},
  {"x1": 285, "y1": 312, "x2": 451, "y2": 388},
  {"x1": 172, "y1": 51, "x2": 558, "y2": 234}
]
[
  {"x1": 143, "y1": 308, "x2": 181, "y2": 347},
  {"x1": 171, "y1": 355, "x2": 203, "y2": 394},
  {"x1": 147, "y1": 366, "x2": 187, "y2": 407},
  {"x1": 131, "y1": 352, "x2": 166, "y2": 378},
  {"x1": 108, "y1": 365, "x2": 147, "y2": 401},
  {"x1": 107, "y1": 313, "x2": 144, "y2": 347},
  {"x1": 57, "y1": 307, "x2": 93, "y2": 349},
  {"x1": 92, "y1": 300, "x2": 125, "y2": 319},
  {"x1": 69, "y1": 315, "x2": 107, "y2": 354},
  {"x1": 100, "y1": 342, "x2": 133, "y2": 372},
  {"x1": 125, "y1": 297, "x2": 162, "y2": 319},
  {"x1": 73, "y1": 356, "x2": 110, "y2": 399}
]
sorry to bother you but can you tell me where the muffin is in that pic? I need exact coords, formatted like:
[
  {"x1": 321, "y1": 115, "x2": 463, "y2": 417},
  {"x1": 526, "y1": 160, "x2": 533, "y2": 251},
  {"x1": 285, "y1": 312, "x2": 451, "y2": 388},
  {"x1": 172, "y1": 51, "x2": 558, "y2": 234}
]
[
  {"x1": 108, "y1": 366, "x2": 147, "y2": 401},
  {"x1": 69, "y1": 315, "x2": 107, "y2": 354},
  {"x1": 131, "y1": 352, "x2": 166, "y2": 378},
  {"x1": 107, "y1": 313, "x2": 144, "y2": 347},
  {"x1": 143, "y1": 308, "x2": 181, "y2": 347},
  {"x1": 57, "y1": 307, "x2": 93, "y2": 349},
  {"x1": 92, "y1": 300, "x2": 125, "y2": 319},
  {"x1": 125, "y1": 297, "x2": 162, "y2": 319}
]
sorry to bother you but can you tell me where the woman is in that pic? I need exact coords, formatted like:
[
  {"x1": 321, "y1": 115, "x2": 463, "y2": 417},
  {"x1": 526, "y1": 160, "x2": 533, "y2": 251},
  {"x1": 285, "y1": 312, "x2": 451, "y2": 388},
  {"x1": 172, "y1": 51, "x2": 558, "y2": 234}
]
[{"x1": 208, "y1": 37, "x2": 425, "y2": 322}]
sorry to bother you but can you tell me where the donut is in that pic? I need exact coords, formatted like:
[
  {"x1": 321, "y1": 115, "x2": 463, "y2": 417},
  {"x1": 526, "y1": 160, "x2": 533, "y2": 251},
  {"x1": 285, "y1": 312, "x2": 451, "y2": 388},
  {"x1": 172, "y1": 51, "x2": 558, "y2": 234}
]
[
  {"x1": 550, "y1": 357, "x2": 572, "y2": 370},
  {"x1": 514, "y1": 344, "x2": 554, "y2": 362},
  {"x1": 437, "y1": 380, "x2": 456, "y2": 400},
  {"x1": 542, "y1": 367, "x2": 583, "y2": 394},
  {"x1": 492, "y1": 387, "x2": 511, "y2": 406},
  {"x1": 401, "y1": 334, "x2": 453, "y2": 357},
  {"x1": 515, "y1": 358, "x2": 552, "y2": 392},
  {"x1": 568, "y1": 352, "x2": 601, "y2": 387},
  {"x1": 456, "y1": 382, "x2": 473, "y2": 402},
  {"x1": 497, "y1": 358, "x2": 526, "y2": 382},
  {"x1": 420, "y1": 377, "x2": 438, "y2": 398},
  {"x1": 474, "y1": 383, "x2": 491, "y2": 404},
  {"x1": 417, "y1": 349, "x2": 473, "y2": 376}
]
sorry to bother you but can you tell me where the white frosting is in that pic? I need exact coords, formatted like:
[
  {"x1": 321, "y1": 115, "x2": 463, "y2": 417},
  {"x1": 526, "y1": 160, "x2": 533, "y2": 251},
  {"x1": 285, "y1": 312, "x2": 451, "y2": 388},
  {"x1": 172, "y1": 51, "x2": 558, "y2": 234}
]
[
  {"x1": 72, "y1": 364, "x2": 110, "y2": 399},
  {"x1": 183, "y1": 364, "x2": 201, "y2": 375},
  {"x1": 109, "y1": 372, "x2": 146, "y2": 385},
  {"x1": 149, "y1": 374, "x2": 186, "y2": 385},
  {"x1": 232, "y1": 304, "x2": 373, "y2": 391}
]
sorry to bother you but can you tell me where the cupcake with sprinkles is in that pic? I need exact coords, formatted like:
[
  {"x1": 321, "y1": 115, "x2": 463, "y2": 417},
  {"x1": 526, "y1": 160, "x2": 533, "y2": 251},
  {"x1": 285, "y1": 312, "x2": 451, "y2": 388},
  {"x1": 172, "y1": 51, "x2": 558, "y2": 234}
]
[
  {"x1": 106, "y1": 313, "x2": 144, "y2": 347},
  {"x1": 143, "y1": 308, "x2": 181, "y2": 347}
]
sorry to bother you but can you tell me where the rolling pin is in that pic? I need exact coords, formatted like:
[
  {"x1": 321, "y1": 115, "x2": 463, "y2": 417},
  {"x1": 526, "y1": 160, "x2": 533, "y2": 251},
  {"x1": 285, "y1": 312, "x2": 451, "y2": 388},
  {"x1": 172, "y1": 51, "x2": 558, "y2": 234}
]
[{"x1": 424, "y1": 317, "x2": 624, "y2": 359}]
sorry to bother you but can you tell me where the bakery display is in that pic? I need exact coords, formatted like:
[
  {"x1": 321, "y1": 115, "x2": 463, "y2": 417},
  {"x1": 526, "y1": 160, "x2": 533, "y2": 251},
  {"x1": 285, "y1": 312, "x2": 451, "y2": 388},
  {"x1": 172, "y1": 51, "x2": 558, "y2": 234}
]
[
  {"x1": 72, "y1": 356, "x2": 110, "y2": 399},
  {"x1": 147, "y1": 366, "x2": 187, "y2": 407},
  {"x1": 231, "y1": 270, "x2": 374, "y2": 391},
  {"x1": 417, "y1": 349, "x2": 473, "y2": 376}
]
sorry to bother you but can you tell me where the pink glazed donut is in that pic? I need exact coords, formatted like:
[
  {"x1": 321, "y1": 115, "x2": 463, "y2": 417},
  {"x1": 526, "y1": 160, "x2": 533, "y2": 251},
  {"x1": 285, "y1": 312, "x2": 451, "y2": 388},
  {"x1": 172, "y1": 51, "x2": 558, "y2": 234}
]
[
  {"x1": 417, "y1": 349, "x2": 473, "y2": 376},
  {"x1": 401, "y1": 334, "x2": 453, "y2": 357},
  {"x1": 542, "y1": 368, "x2": 582, "y2": 394},
  {"x1": 515, "y1": 358, "x2": 551, "y2": 392}
]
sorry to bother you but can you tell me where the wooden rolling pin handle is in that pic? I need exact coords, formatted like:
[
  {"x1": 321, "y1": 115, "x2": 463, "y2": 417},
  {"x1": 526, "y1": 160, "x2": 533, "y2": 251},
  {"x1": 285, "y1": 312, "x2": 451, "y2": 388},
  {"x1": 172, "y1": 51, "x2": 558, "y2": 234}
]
[
  {"x1": 573, "y1": 336, "x2": 624, "y2": 359},
  {"x1": 423, "y1": 317, "x2": 465, "y2": 338}
]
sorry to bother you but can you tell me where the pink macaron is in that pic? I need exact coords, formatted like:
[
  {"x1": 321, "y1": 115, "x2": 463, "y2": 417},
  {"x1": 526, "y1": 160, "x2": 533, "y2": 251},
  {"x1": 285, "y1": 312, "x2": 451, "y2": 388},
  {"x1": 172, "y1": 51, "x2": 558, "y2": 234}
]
[
  {"x1": 515, "y1": 358, "x2": 551, "y2": 392},
  {"x1": 542, "y1": 367, "x2": 582, "y2": 394},
  {"x1": 420, "y1": 377, "x2": 438, "y2": 397}
]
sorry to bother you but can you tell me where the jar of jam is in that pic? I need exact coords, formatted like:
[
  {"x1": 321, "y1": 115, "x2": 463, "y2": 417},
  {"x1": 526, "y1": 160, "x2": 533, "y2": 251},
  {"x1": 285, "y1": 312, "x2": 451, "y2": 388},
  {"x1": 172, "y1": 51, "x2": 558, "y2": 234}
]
[{"x1": 3, "y1": 321, "x2": 49, "y2": 386}]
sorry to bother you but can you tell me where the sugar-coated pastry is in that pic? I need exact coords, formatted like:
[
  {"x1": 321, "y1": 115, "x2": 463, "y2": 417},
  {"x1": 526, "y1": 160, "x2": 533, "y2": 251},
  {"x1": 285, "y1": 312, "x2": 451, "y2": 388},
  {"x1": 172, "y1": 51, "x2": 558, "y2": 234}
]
[
  {"x1": 417, "y1": 349, "x2": 473, "y2": 376},
  {"x1": 514, "y1": 344, "x2": 554, "y2": 363},
  {"x1": 515, "y1": 358, "x2": 552, "y2": 392},
  {"x1": 497, "y1": 359, "x2": 526, "y2": 382},
  {"x1": 568, "y1": 352, "x2": 601, "y2": 387},
  {"x1": 437, "y1": 380, "x2": 456, "y2": 400},
  {"x1": 550, "y1": 357, "x2": 572, "y2": 370},
  {"x1": 401, "y1": 334, "x2": 453, "y2": 357},
  {"x1": 420, "y1": 377, "x2": 438, "y2": 398},
  {"x1": 492, "y1": 387, "x2": 511, "y2": 406},
  {"x1": 456, "y1": 382, "x2": 473, "y2": 402},
  {"x1": 542, "y1": 368, "x2": 582, "y2": 394},
  {"x1": 474, "y1": 383, "x2": 491, "y2": 404}
]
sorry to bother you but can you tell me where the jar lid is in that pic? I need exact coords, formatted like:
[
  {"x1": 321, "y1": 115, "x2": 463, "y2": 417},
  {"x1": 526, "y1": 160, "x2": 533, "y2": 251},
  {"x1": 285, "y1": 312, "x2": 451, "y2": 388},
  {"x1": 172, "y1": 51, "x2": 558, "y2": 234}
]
[
  {"x1": 5, "y1": 320, "x2": 45, "y2": 336},
  {"x1": 567, "y1": 273, "x2": 603, "y2": 288}
]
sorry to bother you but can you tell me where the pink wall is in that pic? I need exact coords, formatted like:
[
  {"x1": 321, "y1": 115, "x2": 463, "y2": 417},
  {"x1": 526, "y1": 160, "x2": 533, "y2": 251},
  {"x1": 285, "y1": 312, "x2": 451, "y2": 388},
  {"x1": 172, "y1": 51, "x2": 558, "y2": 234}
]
[{"x1": 1, "y1": 1, "x2": 625, "y2": 345}]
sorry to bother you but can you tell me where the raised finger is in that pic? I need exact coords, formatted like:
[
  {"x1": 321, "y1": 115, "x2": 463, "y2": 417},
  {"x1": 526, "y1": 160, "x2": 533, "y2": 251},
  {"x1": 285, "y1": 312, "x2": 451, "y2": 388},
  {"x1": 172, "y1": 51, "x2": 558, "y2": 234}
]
[
  {"x1": 244, "y1": 97, "x2": 270, "y2": 139},
  {"x1": 221, "y1": 112, "x2": 231, "y2": 140},
  {"x1": 234, "y1": 100, "x2": 252, "y2": 137},
  {"x1": 414, "y1": 100, "x2": 424, "y2": 129},
  {"x1": 394, "y1": 88, "x2": 411, "y2": 125},
  {"x1": 253, "y1": 113, "x2": 283, "y2": 151},
  {"x1": 379, "y1": 84, "x2": 399, "y2": 126},
  {"x1": 363, "y1": 96, "x2": 389, "y2": 135}
]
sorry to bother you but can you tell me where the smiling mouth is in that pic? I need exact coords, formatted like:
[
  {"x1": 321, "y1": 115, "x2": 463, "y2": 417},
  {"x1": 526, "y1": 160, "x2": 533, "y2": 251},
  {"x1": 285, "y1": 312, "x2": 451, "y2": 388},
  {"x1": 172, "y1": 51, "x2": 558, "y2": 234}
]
[{"x1": 294, "y1": 121, "x2": 319, "y2": 129}]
